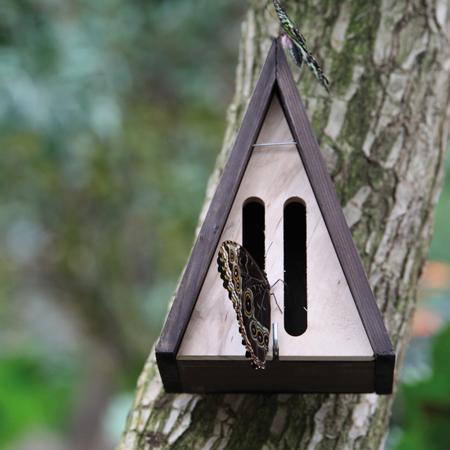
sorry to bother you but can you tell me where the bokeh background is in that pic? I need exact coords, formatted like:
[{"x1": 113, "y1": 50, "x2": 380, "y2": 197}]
[{"x1": 0, "y1": 1, "x2": 448, "y2": 449}]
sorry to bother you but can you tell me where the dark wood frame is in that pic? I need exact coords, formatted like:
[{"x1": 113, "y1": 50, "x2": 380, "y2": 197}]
[{"x1": 156, "y1": 38, "x2": 395, "y2": 394}]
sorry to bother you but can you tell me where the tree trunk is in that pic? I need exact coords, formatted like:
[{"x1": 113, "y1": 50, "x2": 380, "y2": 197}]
[{"x1": 119, "y1": 1, "x2": 450, "y2": 449}]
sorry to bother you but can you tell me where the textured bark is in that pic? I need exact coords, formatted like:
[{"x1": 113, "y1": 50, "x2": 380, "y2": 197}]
[{"x1": 119, "y1": 1, "x2": 450, "y2": 449}]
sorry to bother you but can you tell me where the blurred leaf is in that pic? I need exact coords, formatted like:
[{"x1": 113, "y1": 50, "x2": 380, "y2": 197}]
[
  {"x1": 429, "y1": 146, "x2": 450, "y2": 263},
  {"x1": 395, "y1": 325, "x2": 450, "y2": 450},
  {"x1": 420, "y1": 261, "x2": 450, "y2": 292},
  {"x1": 411, "y1": 308, "x2": 444, "y2": 338},
  {"x1": 0, "y1": 355, "x2": 74, "y2": 446}
]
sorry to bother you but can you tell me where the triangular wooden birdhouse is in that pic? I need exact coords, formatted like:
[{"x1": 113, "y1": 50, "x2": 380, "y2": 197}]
[{"x1": 156, "y1": 39, "x2": 395, "y2": 394}]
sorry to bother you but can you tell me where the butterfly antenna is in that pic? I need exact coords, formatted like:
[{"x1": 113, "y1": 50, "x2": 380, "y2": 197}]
[
  {"x1": 270, "y1": 278, "x2": 288, "y2": 290},
  {"x1": 265, "y1": 241, "x2": 274, "y2": 259},
  {"x1": 270, "y1": 291, "x2": 283, "y2": 315}
]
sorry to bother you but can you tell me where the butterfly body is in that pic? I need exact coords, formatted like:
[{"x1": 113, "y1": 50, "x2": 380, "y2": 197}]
[
  {"x1": 217, "y1": 241, "x2": 271, "y2": 369},
  {"x1": 281, "y1": 34, "x2": 303, "y2": 69}
]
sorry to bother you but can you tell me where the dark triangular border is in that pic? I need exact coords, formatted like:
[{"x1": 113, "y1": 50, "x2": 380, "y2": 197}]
[{"x1": 156, "y1": 39, "x2": 394, "y2": 394}]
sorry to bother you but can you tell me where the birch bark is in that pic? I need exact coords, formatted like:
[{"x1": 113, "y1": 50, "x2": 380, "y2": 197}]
[{"x1": 119, "y1": 1, "x2": 450, "y2": 449}]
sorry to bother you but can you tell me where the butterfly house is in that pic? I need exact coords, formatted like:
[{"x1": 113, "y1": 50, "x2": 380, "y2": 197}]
[{"x1": 156, "y1": 39, "x2": 395, "y2": 394}]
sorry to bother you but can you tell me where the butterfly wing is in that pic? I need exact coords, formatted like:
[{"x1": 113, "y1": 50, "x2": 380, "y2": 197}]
[{"x1": 217, "y1": 240, "x2": 271, "y2": 369}]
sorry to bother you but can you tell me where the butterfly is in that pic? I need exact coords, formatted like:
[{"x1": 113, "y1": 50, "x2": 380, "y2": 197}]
[
  {"x1": 273, "y1": 0, "x2": 330, "y2": 92},
  {"x1": 217, "y1": 240, "x2": 271, "y2": 369}
]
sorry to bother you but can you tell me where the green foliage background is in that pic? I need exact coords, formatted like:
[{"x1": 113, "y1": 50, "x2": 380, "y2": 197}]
[
  {"x1": 395, "y1": 327, "x2": 450, "y2": 450},
  {"x1": 0, "y1": 0, "x2": 448, "y2": 448},
  {"x1": 390, "y1": 157, "x2": 450, "y2": 450},
  {"x1": 0, "y1": 0, "x2": 244, "y2": 447}
]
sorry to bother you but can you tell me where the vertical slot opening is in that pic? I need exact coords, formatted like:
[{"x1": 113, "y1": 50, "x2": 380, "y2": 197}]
[
  {"x1": 284, "y1": 198, "x2": 307, "y2": 336},
  {"x1": 242, "y1": 198, "x2": 265, "y2": 271}
]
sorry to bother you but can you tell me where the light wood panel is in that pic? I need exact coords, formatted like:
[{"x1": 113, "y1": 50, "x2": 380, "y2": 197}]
[{"x1": 178, "y1": 94, "x2": 373, "y2": 361}]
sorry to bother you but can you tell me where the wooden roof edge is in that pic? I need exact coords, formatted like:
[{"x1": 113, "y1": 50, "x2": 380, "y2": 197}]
[
  {"x1": 156, "y1": 41, "x2": 278, "y2": 357},
  {"x1": 275, "y1": 38, "x2": 394, "y2": 358}
]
